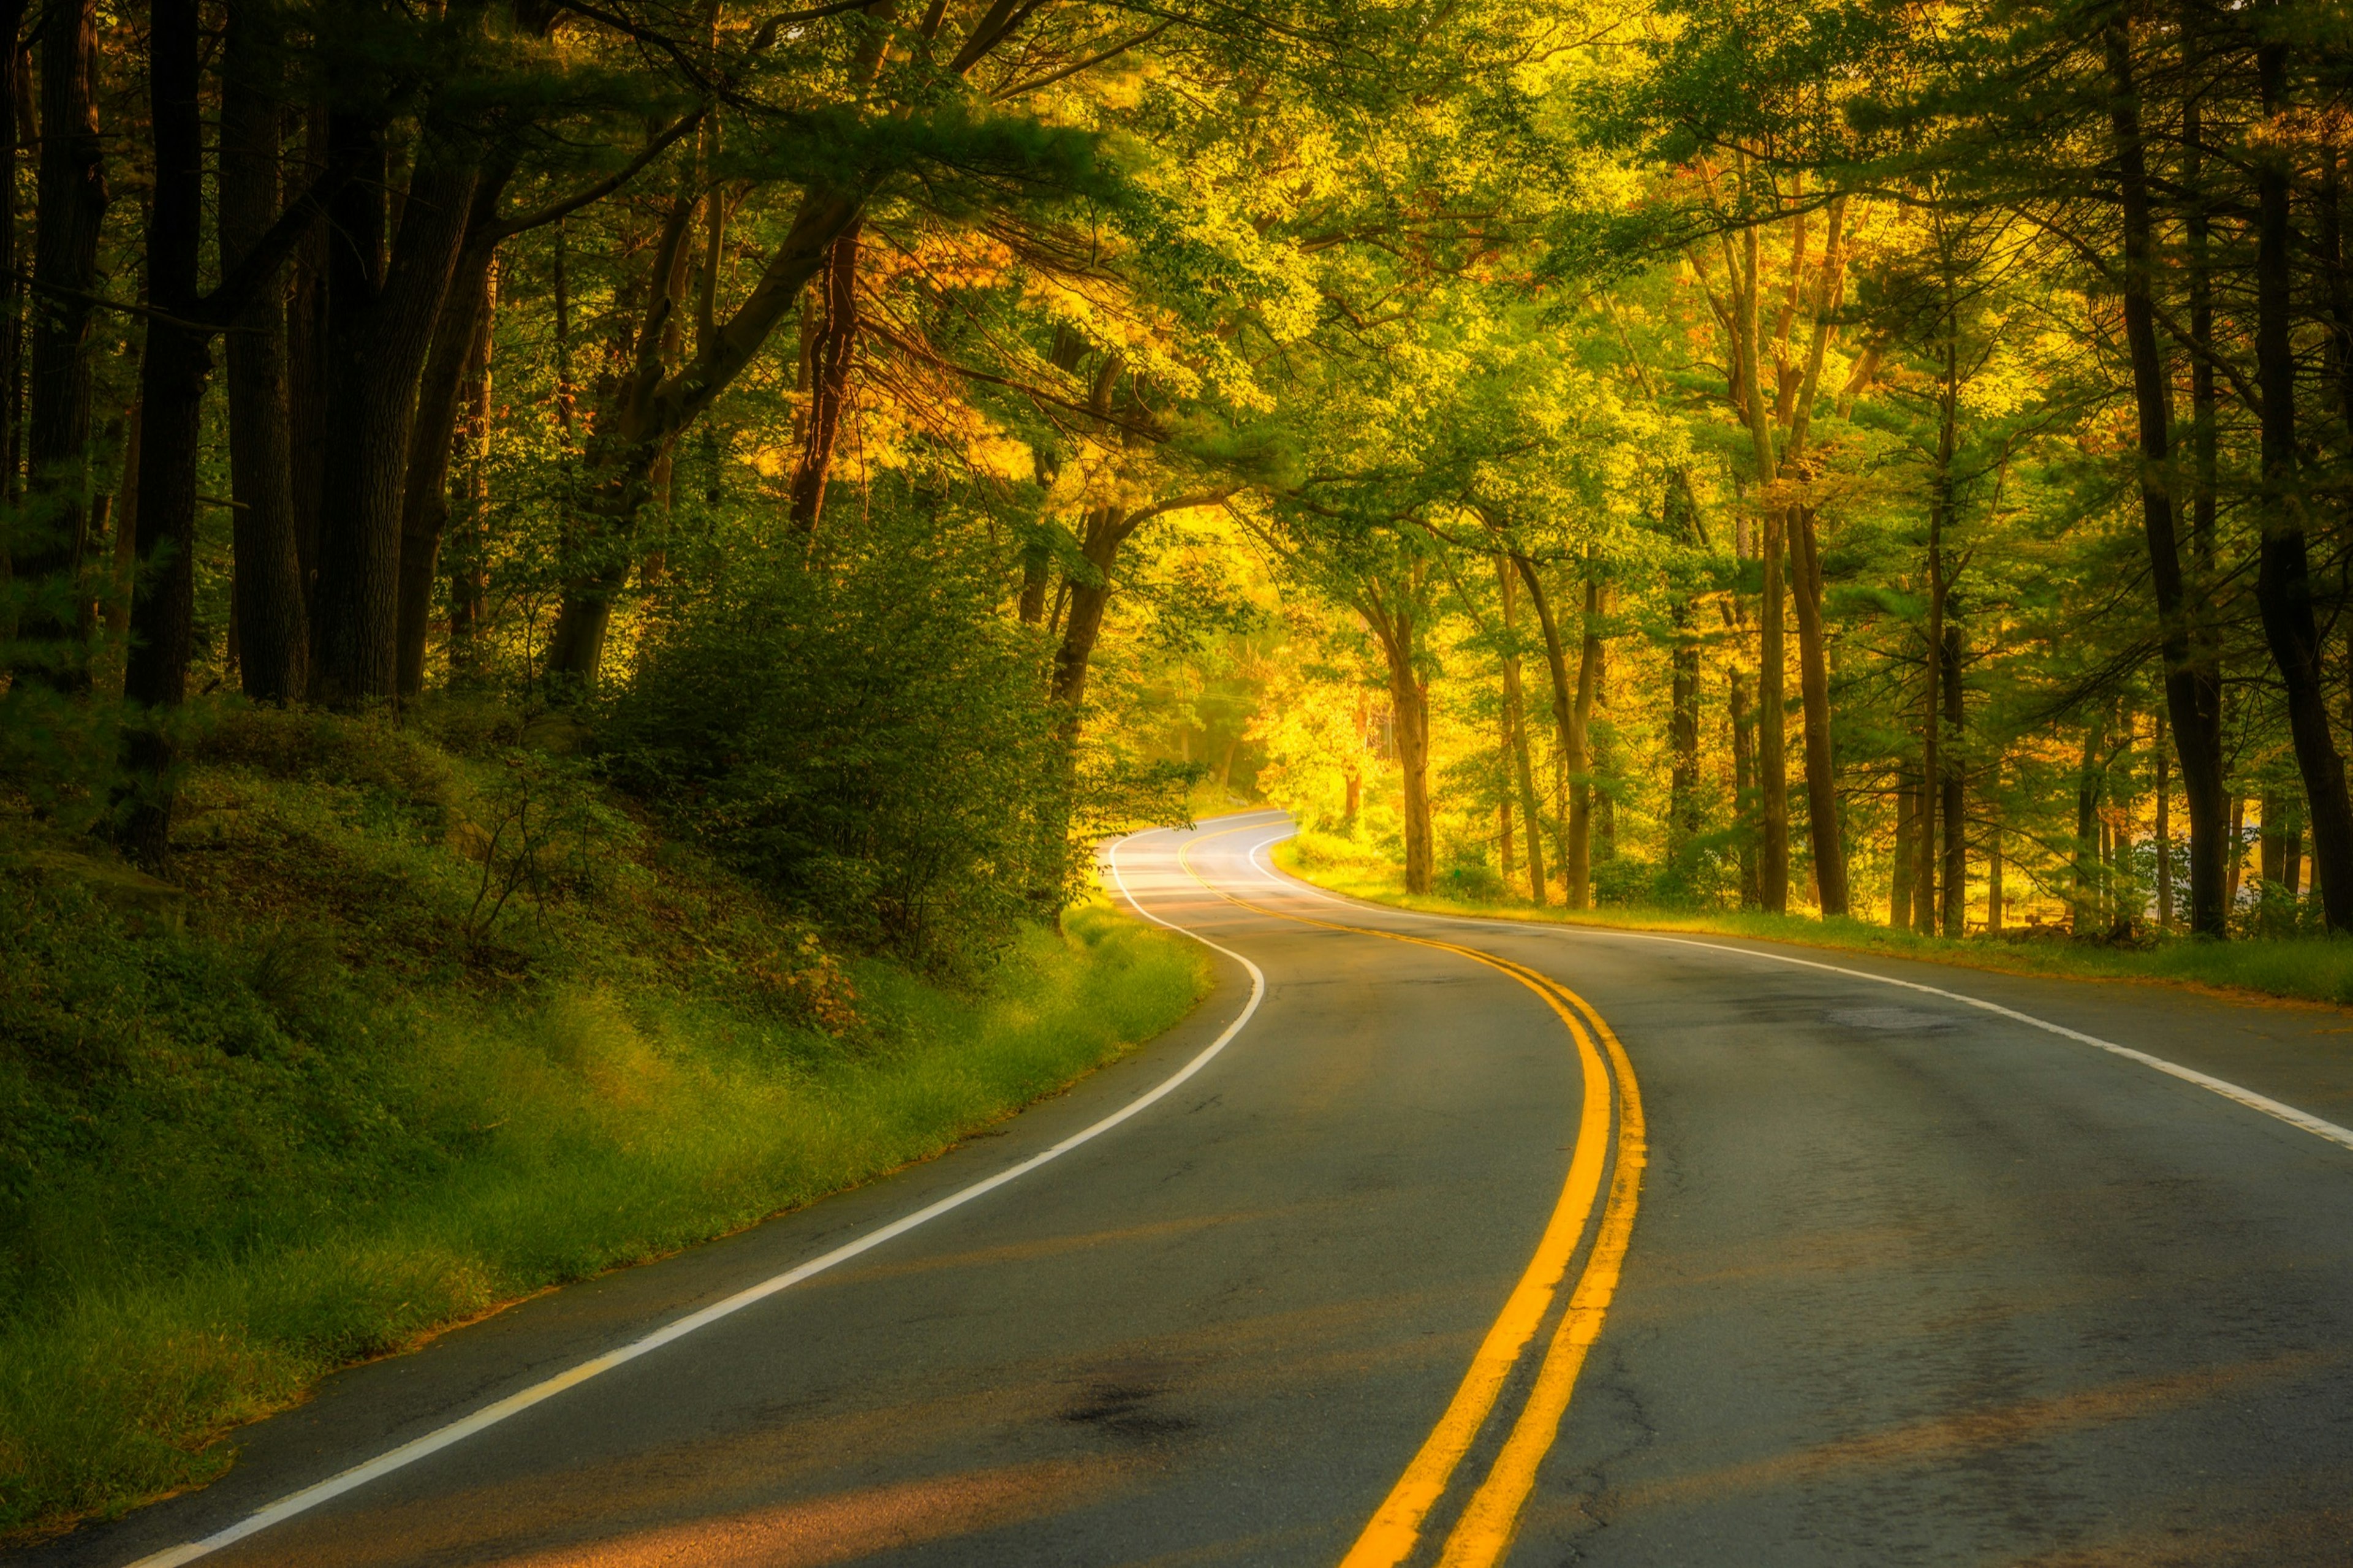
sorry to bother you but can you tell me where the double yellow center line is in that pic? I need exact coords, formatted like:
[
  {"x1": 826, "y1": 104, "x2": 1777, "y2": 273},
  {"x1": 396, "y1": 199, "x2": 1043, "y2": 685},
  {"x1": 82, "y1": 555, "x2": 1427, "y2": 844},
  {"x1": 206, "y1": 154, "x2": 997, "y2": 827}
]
[{"x1": 1172, "y1": 828, "x2": 1646, "y2": 1568}]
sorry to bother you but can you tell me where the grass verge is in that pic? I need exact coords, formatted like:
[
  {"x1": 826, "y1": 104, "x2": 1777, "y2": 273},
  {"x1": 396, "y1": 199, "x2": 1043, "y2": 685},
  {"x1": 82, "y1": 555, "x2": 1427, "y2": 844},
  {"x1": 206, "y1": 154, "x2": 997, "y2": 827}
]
[
  {"x1": 1278, "y1": 827, "x2": 2353, "y2": 1010},
  {"x1": 0, "y1": 705, "x2": 1209, "y2": 1542}
]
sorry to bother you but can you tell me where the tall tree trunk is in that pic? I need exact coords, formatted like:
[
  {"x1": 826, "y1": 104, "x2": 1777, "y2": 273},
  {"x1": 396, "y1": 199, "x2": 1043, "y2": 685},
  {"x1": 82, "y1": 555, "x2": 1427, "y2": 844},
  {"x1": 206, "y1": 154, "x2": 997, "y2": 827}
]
[
  {"x1": 1050, "y1": 507, "x2": 1122, "y2": 712},
  {"x1": 1914, "y1": 656, "x2": 1939, "y2": 934},
  {"x1": 1920, "y1": 279, "x2": 1957, "y2": 927},
  {"x1": 1790, "y1": 506, "x2": 1844, "y2": 914},
  {"x1": 1784, "y1": 195, "x2": 1849, "y2": 916},
  {"x1": 1498, "y1": 556, "x2": 1547, "y2": 904},
  {"x1": 1566, "y1": 566, "x2": 1605, "y2": 909},
  {"x1": 2249, "y1": 32, "x2": 2353, "y2": 928},
  {"x1": 1669, "y1": 597, "x2": 1700, "y2": 854},
  {"x1": 118, "y1": 0, "x2": 210, "y2": 868},
  {"x1": 1512, "y1": 552, "x2": 1578, "y2": 901},
  {"x1": 0, "y1": 1, "x2": 26, "y2": 613},
  {"x1": 2226, "y1": 793, "x2": 2246, "y2": 915},
  {"x1": 2113, "y1": 11, "x2": 2231, "y2": 935},
  {"x1": 1988, "y1": 825, "x2": 2004, "y2": 933},
  {"x1": 311, "y1": 112, "x2": 478, "y2": 706},
  {"x1": 1376, "y1": 623, "x2": 1434, "y2": 896},
  {"x1": 1730, "y1": 667, "x2": 1759, "y2": 906},
  {"x1": 221, "y1": 0, "x2": 307, "y2": 704},
  {"x1": 788, "y1": 219, "x2": 862, "y2": 533},
  {"x1": 1892, "y1": 768, "x2": 1915, "y2": 926},
  {"x1": 396, "y1": 175, "x2": 509, "y2": 698},
  {"x1": 1939, "y1": 619, "x2": 1966, "y2": 936},
  {"x1": 447, "y1": 269, "x2": 494, "y2": 679},
  {"x1": 287, "y1": 101, "x2": 330, "y2": 610},
  {"x1": 2074, "y1": 717, "x2": 2105, "y2": 933},
  {"x1": 15, "y1": 0, "x2": 106, "y2": 688},
  {"x1": 2155, "y1": 703, "x2": 2173, "y2": 928}
]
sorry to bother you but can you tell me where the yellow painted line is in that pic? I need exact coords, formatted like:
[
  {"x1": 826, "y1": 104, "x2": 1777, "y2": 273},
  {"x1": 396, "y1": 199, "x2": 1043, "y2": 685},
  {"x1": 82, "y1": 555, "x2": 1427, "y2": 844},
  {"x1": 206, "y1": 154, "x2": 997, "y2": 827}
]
[
  {"x1": 1436, "y1": 981, "x2": 1647, "y2": 1567},
  {"x1": 1167, "y1": 828, "x2": 1636, "y2": 1568}
]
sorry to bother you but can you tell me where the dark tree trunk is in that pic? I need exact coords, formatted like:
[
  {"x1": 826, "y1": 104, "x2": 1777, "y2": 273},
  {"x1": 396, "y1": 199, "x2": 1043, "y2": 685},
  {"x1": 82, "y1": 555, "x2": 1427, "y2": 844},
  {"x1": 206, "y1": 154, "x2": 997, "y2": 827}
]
[
  {"x1": 1939, "y1": 619, "x2": 1966, "y2": 936},
  {"x1": 1669, "y1": 599, "x2": 1700, "y2": 849},
  {"x1": 1499, "y1": 555, "x2": 1547, "y2": 904},
  {"x1": 0, "y1": 1, "x2": 26, "y2": 605},
  {"x1": 287, "y1": 101, "x2": 330, "y2": 607},
  {"x1": 1512, "y1": 553, "x2": 1578, "y2": 903},
  {"x1": 1050, "y1": 507, "x2": 1122, "y2": 712},
  {"x1": 2249, "y1": 35, "x2": 2353, "y2": 928},
  {"x1": 1566, "y1": 570, "x2": 1604, "y2": 909},
  {"x1": 788, "y1": 218, "x2": 862, "y2": 533},
  {"x1": 1891, "y1": 769, "x2": 1915, "y2": 926},
  {"x1": 1758, "y1": 510, "x2": 1787, "y2": 911},
  {"x1": 311, "y1": 113, "x2": 478, "y2": 707},
  {"x1": 15, "y1": 0, "x2": 106, "y2": 687},
  {"x1": 221, "y1": 0, "x2": 308, "y2": 704},
  {"x1": 445, "y1": 271, "x2": 494, "y2": 679},
  {"x1": 118, "y1": 0, "x2": 210, "y2": 868},
  {"x1": 1730, "y1": 667, "x2": 1759, "y2": 906},
  {"x1": 1790, "y1": 504, "x2": 1846, "y2": 914},
  {"x1": 2113, "y1": 12, "x2": 2230, "y2": 935},
  {"x1": 397, "y1": 175, "x2": 509, "y2": 698}
]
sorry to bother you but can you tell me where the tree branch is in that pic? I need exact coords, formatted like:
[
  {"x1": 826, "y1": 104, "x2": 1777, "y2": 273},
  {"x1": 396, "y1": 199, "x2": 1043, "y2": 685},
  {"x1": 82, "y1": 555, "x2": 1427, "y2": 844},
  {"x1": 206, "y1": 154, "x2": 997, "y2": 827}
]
[{"x1": 493, "y1": 103, "x2": 708, "y2": 240}]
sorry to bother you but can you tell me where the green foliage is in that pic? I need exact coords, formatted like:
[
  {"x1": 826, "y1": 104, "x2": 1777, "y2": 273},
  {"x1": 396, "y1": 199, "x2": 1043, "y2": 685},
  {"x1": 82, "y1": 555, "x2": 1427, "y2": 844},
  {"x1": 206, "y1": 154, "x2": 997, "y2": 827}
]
[{"x1": 604, "y1": 510, "x2": 1065, "y2": 973}]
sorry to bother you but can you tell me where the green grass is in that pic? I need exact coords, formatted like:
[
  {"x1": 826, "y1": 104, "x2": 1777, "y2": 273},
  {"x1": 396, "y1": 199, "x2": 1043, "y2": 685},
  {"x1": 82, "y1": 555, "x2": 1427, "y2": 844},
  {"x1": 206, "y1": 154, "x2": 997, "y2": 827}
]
[
  {"x1": 0, "y1": 706, "x2": 1209, "y2": 1542},
  {"x1": 1278, "y1": 826, "x2": 2353, "y2": 1009}
]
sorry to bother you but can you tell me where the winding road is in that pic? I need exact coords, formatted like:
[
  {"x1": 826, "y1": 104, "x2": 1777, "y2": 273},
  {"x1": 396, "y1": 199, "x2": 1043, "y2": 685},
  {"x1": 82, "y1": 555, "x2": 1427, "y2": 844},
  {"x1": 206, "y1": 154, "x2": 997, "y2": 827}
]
[{"x1": 25, "y1": 811, "x2": 2353, "y2": 1568}]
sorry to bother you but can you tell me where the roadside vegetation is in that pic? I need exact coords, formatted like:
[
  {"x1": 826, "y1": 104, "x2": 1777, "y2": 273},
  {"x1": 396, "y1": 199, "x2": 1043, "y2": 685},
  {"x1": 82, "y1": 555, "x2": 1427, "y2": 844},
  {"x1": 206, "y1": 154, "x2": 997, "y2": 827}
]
[
  {"x1": 1281, "y1": 827, "x2": 2353, "y2": 1010},
  {"x1": 0, "y1": 705, "x2": 1207, "y2": 1540}
]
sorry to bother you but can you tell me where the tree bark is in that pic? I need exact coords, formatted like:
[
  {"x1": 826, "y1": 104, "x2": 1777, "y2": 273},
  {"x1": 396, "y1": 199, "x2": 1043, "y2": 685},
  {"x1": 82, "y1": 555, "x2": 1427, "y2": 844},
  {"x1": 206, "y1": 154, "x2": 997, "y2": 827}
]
[
  {"x1": 15, "y1": 0, "x2": 106, "y2": 688},
  {"x1": 1739, "y1": 216, "x2": 1790, "y2": 912},
  {"x1": 1566, "y1": 567, "x2": 1605, "y2": 909},
  {"x1": 788, "y1": 219, "x2": 863, "y2": 533},
  {"x1": 446, "y1": 270, "x2": 494, "y2": 680},
  {"x1": 1790, "y1": 506, "x2": 1844, "y2": 914},
  {"x1": 1785, "y1": 195, "x2": 1849, "y2": 916},
  {"x1": 1939, "y1": 618, "x2": 1966, "y2": 935},
  {"x1": 2113, "y1": 10, "x2": 2230, "y2": 935},
  {"x1": 0, "y1": 1, "x2": 26, "y2": 610},
  {"x1": 1512, "y1": 551, "x2": 1578, "y2": 900},
  {"x1": 1669, "y1": 597, "x2": 1700, "y2": 854},
  {"x1": 2155, "y1": 702, "x2": 2172, "y2": 928},
  {"x1": 1498, "y1": 556, "x2": 1547, "y2": 904},
  {"x1": 221, "y1": 0, "x2": 308, "y2": 704},
  {"x1": 1370, "y1": 600, "x2": 1433, "y2": 896},
  {"x1": 1891, "y1": 770, "x2": 1915, "y2": 926},
  {"x1": 1731, "y1": 667, "x2": 1759, "y2": 906},
  {"x1": 118, "y1": 0, "x2": 210, "y2": 868},
  {"x1": 310, "y1": 110, "x2": 479, "y2": 706},
  {"x1": 396, "y1": 175, "x2": 509, "y2": 697},
  {"x1": 2248, "y1": 31, "x2": 2353, "y2": 929}
]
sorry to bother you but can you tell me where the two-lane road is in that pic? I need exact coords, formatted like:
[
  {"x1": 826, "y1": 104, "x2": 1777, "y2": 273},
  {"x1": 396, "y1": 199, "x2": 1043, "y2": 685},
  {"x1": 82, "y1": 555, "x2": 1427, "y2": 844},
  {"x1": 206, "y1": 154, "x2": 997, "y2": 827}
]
[{"x1": 25, "y1": 813, "x2": 2353, "y2": 1567}]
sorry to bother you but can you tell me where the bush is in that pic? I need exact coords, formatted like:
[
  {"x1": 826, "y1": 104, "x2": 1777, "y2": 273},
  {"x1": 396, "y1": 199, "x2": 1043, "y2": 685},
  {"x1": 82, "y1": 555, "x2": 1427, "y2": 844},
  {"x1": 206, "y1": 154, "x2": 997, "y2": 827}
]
[{"x1": 605, "y1": 521, "x2": 1064, "y2": 974}]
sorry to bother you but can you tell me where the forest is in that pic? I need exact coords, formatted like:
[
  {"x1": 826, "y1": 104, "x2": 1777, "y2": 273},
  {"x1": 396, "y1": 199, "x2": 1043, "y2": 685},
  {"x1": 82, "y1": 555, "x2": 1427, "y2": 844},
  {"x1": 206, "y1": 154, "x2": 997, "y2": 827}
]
[
  {"x1": 6, "y1": 0, "x2": 2353, "y2": 952},
  {"x1": 7, "y1": 0, "x2": 2353, "y2": 1542}
]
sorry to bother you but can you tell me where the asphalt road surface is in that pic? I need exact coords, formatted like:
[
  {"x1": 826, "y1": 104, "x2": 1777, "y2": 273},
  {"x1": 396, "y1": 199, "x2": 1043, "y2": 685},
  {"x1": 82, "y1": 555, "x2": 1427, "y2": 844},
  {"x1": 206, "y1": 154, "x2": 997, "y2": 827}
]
[{"x1": 24, "y1": 812, "x2": 2353, "y2": 1568}]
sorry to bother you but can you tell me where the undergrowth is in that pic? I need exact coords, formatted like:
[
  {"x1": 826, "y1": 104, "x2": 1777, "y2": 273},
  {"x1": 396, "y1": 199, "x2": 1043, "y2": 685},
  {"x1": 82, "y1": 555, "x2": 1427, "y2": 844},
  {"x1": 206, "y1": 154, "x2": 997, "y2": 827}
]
[
  {"x1": 1279, "y1": 827, "x2": 2353, "y2": 1008},
  {"x1": 0, "y1": 703, "x2": 1208, "y2": 1540}
]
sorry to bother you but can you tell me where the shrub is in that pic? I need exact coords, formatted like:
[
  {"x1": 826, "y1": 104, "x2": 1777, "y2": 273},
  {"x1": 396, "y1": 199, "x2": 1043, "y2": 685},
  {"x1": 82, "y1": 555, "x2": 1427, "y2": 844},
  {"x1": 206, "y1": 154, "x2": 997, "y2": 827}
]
[{"x1": 605, "y1": 521, "x2": 1063, "y2": 974}]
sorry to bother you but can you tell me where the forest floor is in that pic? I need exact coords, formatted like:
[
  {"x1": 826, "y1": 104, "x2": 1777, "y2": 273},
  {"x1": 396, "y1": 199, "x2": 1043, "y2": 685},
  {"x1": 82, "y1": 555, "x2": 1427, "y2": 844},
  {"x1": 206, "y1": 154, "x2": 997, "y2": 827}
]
[
  {"x1": 0, "y1": 705, "x2": 1209, "y2": 1543},
  {"x1": 1277, "y1": 827, "x2": 2353, "y2": 1012}
]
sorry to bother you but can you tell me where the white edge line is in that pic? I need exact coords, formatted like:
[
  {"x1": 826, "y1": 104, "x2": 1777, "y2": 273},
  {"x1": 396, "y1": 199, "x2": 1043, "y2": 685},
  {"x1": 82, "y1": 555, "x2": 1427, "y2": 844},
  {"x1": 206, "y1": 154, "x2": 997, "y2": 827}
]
[
  {"x1": 1236, "y1": 824, "x2": 2353, "y2": 1157},
  {"x1": 122, "y1": 827, "x2": 1270, "y2": 1568}
]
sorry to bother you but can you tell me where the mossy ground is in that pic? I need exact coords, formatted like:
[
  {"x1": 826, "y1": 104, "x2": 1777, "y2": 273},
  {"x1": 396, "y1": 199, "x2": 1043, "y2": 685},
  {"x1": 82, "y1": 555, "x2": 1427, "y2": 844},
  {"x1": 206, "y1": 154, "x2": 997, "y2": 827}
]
[{"x1": 0, "y1": 703, "x2": 1208, "y2": 1541}]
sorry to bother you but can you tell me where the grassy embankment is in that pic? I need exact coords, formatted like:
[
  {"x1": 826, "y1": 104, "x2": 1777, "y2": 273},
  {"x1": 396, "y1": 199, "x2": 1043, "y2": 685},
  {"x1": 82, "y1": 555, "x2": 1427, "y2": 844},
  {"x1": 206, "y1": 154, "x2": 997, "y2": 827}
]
[
  {"x1": 0, "y1": 706, "x2": 1208, "y2": 1541},
  {"x1": 1279, "y1": 825, "x2": 2353, "y2": 1009}
]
